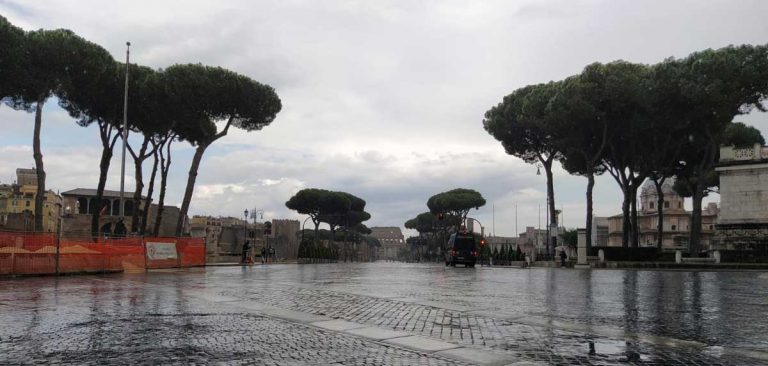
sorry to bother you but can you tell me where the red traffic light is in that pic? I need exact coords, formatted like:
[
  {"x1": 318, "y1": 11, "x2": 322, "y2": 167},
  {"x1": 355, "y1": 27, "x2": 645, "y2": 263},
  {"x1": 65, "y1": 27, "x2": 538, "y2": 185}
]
[
  {"x1": 437, "y1": 213, "x2": 444, "y2": 220},
  {"x1": 479, "y1": 238, "x2": 487, "y2": 247}
]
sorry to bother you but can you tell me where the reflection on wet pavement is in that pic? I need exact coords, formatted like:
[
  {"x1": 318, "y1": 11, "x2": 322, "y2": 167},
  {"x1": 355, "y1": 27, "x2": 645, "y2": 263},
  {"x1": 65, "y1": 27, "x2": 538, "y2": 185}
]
[{"x1": 1, "y1": 263, "x2": 767, "y2": 365}]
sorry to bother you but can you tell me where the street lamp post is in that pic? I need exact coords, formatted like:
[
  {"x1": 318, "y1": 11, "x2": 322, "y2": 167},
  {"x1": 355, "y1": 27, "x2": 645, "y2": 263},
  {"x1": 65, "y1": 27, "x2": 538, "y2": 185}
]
[
  {"x1": 119, "y1": 42, "x2": 130, "y2": 222},
  {"x1": 250, "y1": 209, "x2": 264, "y2": 261},
  {"x1": 242, "y1": 209, "x2": 249, "y2": 264},
  {"x1": 300, "y1": 216, "x2": 312, "y2": 262},
  {"x1": 251, "y1": 209, "x2": 264, "y2": 221},
  {"x1": 546, "y1": 195, "x2": 550, "y2": 259},
  {"x1": 466, "y1": 217, "x2": 484, "y2": 237},
  {"x1": 537, "y1": 204, "x2": 541, "y2": 253},
  {"x1": 301, "y1": 216, "x2": 311, "y2": 243},
  {"x1": 466, "y1": 217, "x2": 485, "y2": 265}
]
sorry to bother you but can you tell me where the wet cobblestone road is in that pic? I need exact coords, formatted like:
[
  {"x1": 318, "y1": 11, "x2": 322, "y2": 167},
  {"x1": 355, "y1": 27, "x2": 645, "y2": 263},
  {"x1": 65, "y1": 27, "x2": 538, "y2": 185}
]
[{"x1": 2, "y1": 263, "x2": 768, "y2": 365}]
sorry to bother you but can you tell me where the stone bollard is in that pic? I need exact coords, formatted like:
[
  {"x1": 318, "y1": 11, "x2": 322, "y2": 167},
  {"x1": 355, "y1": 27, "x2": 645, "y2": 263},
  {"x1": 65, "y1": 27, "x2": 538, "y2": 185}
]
[
  {"x1": 598, "y1": 249, "x2": 605, "y2": 263},
  {"x1": 675, "y1": 250, "x2": 682, "y2": 264},
  {"x1": 713, "y1": 250, "x2": 721, "y2": 264},
  {"x1": 575, "y1": 228, "x2": 589, "y2": 269}
]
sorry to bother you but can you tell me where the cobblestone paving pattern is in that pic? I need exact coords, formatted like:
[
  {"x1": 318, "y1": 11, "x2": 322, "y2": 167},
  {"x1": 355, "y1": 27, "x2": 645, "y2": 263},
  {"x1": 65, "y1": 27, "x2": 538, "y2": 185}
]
[
  {"x1": 218, "y1": 283, "x2": 762, "y2": 365},
  {"x1": 0, "y1": 276, "x2": 472, "y2": 365},
  {"x1": 232, "y1": 264, "x2": 768, "y2": 350},
  {"x1": 2, "y1": 264, "x2": 768, "y2": 365}
]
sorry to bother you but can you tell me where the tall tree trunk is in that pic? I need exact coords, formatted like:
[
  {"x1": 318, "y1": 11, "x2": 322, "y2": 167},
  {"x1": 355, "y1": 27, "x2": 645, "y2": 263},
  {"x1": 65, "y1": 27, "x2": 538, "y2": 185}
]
[
  {"x1": 130, "y1": 137, "x2": 151, "y2": 233},
  {"x1": 541, "y1": 157, "x2": 557, "y2": 257},
  {"x1": 585, "y1": 172, "x2": 595, "y2": 250},
  {"x1": 653, "y1": 178, "x2": 666, "y2": 250},
  {"x1": 690, "y1": 187, "x2": 704, "y2": 255},
  {"x1": 686, "y1": 136, "x2": 717, "y2": 255},
  {"x1": 582, "y1": 123, "x2": 609, "y2": 250},
  {"x1": 32, "y1": 98, "x2": 46, "y2": 232},
  {"x1": 142, "y1": 148, "x2": 159, "y2": 235},
  {"x1": 621, "y1": 188, "x2": 631, "y2": 248},
  {"x1": 91, "y1": 126, "x2": 119, "y2": 238},
  {"x1": 343, "y1": 228, "x2": 349, "y2": 262},
  {"x1": 607, "y1": 167, "x2": 635, "y2": 249},
  {"x1": 153, "y1": 139, "x2": 173, "y2": 236},
  {"x1": 92, "y1": 146, "x2": 112, "y2": 237},
  {"x1": 312, "y1": 221, "x2": 320, "y2": 262},
  {"x1": 175, "y1": 117, "x2": 233, "y2": 236},
  {"x1": 176, "y1": 143, "x2": 208, "y2": 236}
]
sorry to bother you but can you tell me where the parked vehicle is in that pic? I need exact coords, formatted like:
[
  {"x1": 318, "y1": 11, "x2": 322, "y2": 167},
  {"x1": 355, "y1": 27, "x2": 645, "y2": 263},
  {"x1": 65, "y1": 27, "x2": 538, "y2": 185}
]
[{"x1": 445, "y1": 232, "x2": 478, "y2": 267}]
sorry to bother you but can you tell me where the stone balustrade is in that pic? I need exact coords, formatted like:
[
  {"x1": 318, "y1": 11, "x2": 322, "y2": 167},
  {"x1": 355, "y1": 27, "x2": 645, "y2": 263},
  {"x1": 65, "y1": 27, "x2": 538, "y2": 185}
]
[{"x1": 720, "y1": 143, "x2": 768, "y2": 162}]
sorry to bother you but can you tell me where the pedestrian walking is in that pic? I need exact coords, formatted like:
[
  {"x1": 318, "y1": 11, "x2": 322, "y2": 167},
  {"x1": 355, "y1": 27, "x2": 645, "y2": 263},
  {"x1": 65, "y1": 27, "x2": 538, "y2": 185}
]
[
  {"x1": 114, "y1": 219, "x2": 126, "y2": 238},
  {"x1": 241, "y1": 240, "x2": 251, "y2": 264},
  {"x1": 261, "y1": 247, "x2": 266, "y2": 263},
  {"x1": 560, "y1": 250, "x2": 567, "y2": 267}
]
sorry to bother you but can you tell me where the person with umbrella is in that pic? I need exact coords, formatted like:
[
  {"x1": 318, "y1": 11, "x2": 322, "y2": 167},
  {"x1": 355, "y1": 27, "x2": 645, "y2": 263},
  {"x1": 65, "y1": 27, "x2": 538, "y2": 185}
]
[{"x1": 559, "y1": 248, "x2": 567, "y2": 267}]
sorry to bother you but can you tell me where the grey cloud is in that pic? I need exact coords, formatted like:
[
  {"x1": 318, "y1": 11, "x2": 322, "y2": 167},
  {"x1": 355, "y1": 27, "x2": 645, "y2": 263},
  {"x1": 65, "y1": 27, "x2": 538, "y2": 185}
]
[{"x1": 1, "y1": 1, "x2": 767, "y2": 237}]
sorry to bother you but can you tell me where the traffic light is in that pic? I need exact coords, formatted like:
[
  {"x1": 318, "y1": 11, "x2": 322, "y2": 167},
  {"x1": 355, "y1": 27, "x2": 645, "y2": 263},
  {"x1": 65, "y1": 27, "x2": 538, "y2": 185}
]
[
  {"x1": 437, "y1": 212, "x2": 444, "y2": 221},
  {"x1": 479, "y1": 238, "x2": 487, "y2": 248},
  {"x1": 264, "y1": 221, "x2": 272, "y2": 235}
]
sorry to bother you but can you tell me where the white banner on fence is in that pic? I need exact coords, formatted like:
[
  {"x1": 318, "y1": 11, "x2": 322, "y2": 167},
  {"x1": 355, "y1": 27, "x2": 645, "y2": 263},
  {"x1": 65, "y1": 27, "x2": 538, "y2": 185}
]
[{"x1": 146, "y1": 242, "x2": 177, "y2": 260}]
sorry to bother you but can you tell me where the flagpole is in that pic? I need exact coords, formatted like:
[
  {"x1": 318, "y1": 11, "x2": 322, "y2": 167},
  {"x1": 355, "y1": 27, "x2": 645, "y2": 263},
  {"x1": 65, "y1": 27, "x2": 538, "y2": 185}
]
[{"x1": 119, "y1": 42, "x2": 130, "y2": 219}]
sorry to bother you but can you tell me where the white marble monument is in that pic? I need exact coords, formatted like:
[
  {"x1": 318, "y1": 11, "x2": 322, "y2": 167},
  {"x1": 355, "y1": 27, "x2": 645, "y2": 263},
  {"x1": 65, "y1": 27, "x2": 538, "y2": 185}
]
[{"x1": 714, "y1": 143, "x2": 768, "y2": 250}]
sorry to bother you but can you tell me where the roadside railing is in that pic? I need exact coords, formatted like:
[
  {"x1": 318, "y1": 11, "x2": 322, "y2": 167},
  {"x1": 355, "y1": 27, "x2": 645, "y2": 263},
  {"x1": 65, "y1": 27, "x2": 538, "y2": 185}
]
[{"x1": 0, "y1": 230, "x2": 205, "y2": 276}]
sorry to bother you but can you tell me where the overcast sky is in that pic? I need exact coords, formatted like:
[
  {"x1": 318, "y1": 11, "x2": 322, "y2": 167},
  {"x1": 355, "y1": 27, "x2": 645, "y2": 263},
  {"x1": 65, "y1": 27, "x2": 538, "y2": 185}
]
[{"x1": 1, "y1": 0, "x2": 767, "y2": 237}]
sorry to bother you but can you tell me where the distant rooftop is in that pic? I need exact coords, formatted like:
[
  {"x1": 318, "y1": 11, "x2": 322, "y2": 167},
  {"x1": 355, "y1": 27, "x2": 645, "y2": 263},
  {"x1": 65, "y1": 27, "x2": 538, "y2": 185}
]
[
  {"x1": 61, "y1": 188, "x2": 147, "y2": 200},
  {"x1": 370, "y1": 226, "x2": 404, "y2": 239}
]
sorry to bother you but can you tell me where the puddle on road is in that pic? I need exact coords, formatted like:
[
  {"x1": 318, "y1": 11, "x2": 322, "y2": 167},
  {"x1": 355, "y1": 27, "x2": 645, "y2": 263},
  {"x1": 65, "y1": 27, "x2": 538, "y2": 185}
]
[
  {"x1": 587, "y1": 340, "x2": 652, "y2": 362},
  {"x1": 703, "y1": 345, "x2": 724, "y2": 358},
  {"x1": 591, "y1": 339, "x2": 627, "y2": 355}
]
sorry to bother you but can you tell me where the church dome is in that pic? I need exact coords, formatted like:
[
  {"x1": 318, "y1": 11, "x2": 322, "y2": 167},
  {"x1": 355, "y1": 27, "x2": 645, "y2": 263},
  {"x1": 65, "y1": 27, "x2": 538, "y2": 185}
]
[{"x1": 640, "y1": 178, "x2": 678, "y2": 197}]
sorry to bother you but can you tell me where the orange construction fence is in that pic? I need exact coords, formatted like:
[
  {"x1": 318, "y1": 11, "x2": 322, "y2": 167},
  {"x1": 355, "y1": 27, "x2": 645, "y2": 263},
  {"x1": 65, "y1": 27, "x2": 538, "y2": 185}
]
[{"x1": 0, "y1": 231, "x2": 206, "y2": 276}]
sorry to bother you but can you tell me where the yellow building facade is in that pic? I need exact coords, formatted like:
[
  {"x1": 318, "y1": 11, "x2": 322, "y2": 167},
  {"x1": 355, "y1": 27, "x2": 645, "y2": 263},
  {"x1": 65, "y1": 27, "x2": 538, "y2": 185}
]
[{"x1": 0, "y1": 170, "x2": 63, "y2": 233}]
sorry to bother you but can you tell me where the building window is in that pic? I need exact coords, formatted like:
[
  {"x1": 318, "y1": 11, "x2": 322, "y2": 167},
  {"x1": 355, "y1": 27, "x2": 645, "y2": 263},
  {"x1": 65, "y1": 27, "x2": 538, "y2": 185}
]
[
  {"x1": 88, "y1": 199, "x2": 98, "y2": 215},
  {"x1": 664, "y1": 201, "x2": 670, "y2": 209},
  {"x1": 25, "y1": 200, "x2": 30, "y2": 207},
  {"x1": 671, "y1": 225, "x2": 676, "y2": 231},
  {"x1": 124, "y1": 201, "x2": 134, "y2": 216},
  {"x1": 77, "y1": 198, "x2": 88, "y2": 214},
  {"x1": 650, "y1": 202, "x2": 654, "y2": 209},
  {"x1": 678, "y1": 202, "x2": 682, "y2": 208},
  {"x1": 111, "y1": 200, "x2": 120, "y2": 216}
]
